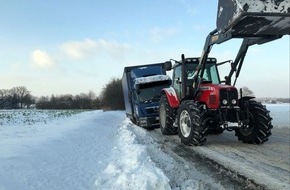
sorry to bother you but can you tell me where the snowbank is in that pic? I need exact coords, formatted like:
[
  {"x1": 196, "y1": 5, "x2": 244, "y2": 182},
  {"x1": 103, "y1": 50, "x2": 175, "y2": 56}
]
[
  {"x1": 94, "y1": 118, "x2": 170, "y2": 190},
  {"x1": 0, "y1": 110, "x2": 171, "y2": 190}
]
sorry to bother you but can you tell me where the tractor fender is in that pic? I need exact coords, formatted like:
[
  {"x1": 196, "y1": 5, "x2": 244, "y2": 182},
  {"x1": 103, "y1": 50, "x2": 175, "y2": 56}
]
[
  {"x1": 240, "y1": 96, "x2": 255, "y2": 101},
  {"x1": 161, "y1": 87, "x2": 180, "y2": 108},
  {"x1": 239, "y1": 96, "x2": 255, "y2": 108}
]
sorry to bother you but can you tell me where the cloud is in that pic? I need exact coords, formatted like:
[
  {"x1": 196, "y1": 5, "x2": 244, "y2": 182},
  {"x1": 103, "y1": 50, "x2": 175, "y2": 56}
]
[
  {"x1": 60, "y1": 39, "x2": 130, "y2": 60},
  {"x1": 149, "y1": 27, "x2": 178, "y2": 42},
  {"x1": 60, "y1": 39, "x2": 97, "y2": 59},
  {"x1": 97, "y1": 39, "x2": 131, "y2": 60},
  {"x1": 31, "y1": 50, "x2": 54, "y2": 68}
]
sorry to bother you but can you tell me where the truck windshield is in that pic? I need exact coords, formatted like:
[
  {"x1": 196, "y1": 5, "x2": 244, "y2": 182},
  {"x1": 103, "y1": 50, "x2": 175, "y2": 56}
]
[{"x1": 138, "y1": 81, "x2": 170, "y2": 103}]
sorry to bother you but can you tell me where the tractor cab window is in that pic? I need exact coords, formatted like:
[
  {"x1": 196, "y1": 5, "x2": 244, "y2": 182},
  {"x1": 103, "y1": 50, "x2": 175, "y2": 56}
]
[
  {"x1": 173, "y1": 65, "x2": 181, "y2": 84},
  {"x1": 172, "y1": 65, "x2": 182, "y2": 99},
  {"x1": 202, "y1": 64, "x2": 220, "y2": 84},
  {"x1": 185, "y1": 64, "x2": 197, "y2": 87},
  {"x1": 186, "y1": 63, "x2": 220, "y2": 84}
]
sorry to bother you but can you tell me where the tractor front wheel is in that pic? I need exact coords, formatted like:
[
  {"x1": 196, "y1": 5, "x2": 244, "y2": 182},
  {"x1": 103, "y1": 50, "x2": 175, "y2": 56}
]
[
  {"x1": 177, "y1": 101, "x2": 207, "y2": 146},
  {"x1": 235, "y1": 100, "x2": 273, "y2": 144}
]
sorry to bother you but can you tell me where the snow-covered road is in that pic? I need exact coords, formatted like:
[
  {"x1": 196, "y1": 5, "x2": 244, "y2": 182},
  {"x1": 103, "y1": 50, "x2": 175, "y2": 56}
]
[
  {"x1": 0, "y1": 104, "x2": 289, "y2": 190},
  {"x1": 145, "y1": 127, "x2": 290, "y2": 189}
]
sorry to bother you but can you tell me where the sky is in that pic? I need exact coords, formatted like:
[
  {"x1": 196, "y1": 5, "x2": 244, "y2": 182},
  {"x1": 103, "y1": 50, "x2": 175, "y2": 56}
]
[{"x1": 0, "y1": 0, "x2": 289, "y2": 98}]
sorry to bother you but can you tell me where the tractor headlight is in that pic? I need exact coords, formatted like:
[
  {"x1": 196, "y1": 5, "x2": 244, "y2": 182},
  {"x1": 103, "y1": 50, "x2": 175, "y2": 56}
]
[
  {"x1": 222, "y1": 99, "x2": 228, "y2": 105},
  {"x1": 232, "y1": 99, "x2": 237, "y2": 105}
]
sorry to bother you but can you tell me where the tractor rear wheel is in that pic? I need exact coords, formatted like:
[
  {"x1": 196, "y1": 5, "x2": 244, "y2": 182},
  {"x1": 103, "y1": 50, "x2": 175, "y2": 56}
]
[
  {"x1": 159, "y1": 94, "x2": 177, "y2": 135},
  {"x1": 177, "y1": 101, "x2": 207, "y2": 146},
  {"x1": 235, "y1": 100, "x2": 273, "y2": 144}
]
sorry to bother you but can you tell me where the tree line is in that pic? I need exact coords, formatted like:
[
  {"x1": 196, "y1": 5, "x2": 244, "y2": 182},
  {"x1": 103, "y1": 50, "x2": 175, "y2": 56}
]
[
  {"x1": 0, "y1": 86, "x2": 34, "y2": 109},
  {"x1": 0, "y1": 78, "x2": 125, "y2": 110}
]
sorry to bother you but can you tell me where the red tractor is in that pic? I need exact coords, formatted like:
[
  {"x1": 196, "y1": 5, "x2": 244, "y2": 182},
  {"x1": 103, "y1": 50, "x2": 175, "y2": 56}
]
[{"x1": 159, "y1": 0, "x2": 289, "y2": 145}]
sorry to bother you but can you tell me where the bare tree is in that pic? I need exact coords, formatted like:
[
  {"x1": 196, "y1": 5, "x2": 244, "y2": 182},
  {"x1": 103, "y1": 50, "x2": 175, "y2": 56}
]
[
  {"x1": 35, "y1": 92, "x2": 100, "y2": 109},
  {"x1": 10, "y1": 86, "x2": 31, "y2": 108},
  {"x1": 23, "y1": 94, "x2": 35, "y2": 108},
  {"x1": 241, "y1": 86, "x2": 255, "y2": 97},
  {"x1": 101, "y1": 78, "x2": 125, "y2": 110},
  {"x1": 0, "y1": 89, "x2": 11, "y2": 109}
]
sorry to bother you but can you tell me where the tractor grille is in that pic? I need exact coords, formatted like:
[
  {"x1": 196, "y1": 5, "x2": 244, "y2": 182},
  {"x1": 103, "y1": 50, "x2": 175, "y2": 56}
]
[{"x1": 219, "y1": 88, "x2": 238, "y2": 107}]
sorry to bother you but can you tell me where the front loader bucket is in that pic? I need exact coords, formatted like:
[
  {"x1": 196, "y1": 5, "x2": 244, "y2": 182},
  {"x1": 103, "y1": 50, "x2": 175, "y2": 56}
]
[{"x1": 217, "y1": 0, "x2": 290, "y2": 37}]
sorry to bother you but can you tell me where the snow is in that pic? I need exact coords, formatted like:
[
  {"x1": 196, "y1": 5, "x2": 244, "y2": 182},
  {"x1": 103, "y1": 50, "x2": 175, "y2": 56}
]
[
  {"x1": 221, "y1": 0, "x2": 290, "y2": 32},
  {"x1": 236, "y1": 0, "x2": 290, "y2": 13},
  {"x1": 0, "y1": 104, "x2": 289, "y2": 189},
  {"x1": 95, "y1": 119, "x2": 170, "y2": 190},
  {"x1": 265, "y1": 103, "x2": 290, "y2": 128},
  {"x1": 0, "y1": 110, "x2": 170, "y2": 190},
  {"x1": 134, "y1": 75, "x2": 171, "y2": 88},
  {"x1": 236, "y1": 0, "x2": 290, "y2": 35}
]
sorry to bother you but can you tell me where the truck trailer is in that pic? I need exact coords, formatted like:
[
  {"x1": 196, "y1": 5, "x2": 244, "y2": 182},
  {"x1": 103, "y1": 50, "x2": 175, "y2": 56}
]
[{"x1": 122, "y1": 62, "x2": 171, "y2": 129}]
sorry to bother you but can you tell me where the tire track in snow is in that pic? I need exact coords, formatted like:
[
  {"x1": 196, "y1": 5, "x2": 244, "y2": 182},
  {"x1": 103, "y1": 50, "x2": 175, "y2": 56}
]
[
  {"x1": 128, "y1": 124, "x2": 263, "y2": 190},
  {"x1": 128, "y1": 122, "x2": 289, "y2": 190}
]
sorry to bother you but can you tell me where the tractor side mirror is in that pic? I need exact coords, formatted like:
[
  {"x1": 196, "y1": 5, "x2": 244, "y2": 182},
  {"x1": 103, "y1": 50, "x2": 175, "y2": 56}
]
[{"x1": 164, "y1": 61, "x2": 172, "y2": 71}]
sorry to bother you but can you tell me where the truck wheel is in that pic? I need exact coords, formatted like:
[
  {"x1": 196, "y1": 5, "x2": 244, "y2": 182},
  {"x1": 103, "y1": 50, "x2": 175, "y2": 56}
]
[
  {"x1": 235, "y1": 101, "x2": 273, "y2": 144},
  {"x1": 159, "y1": 94, "x2": 177, "y2": 135},
  {"x1": 177, "y1": 101, "x2": 207, "y2": 146}
]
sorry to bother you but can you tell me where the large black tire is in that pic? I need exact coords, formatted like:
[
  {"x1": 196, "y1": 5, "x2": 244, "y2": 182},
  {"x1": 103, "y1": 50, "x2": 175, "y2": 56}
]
[
  {"x1": 159, "y1": 94, "x2": 178, "y2": 135},
  {"x1": 177, "y1": 101, "x2": 208, "y2": 146},
  {"x1": 235, "y1": 100, "x2": 273, "y2": 144}
]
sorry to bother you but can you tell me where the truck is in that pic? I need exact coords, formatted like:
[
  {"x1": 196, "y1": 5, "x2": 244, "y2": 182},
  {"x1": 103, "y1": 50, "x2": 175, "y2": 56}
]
[
  {"x1": 122, "y1": 62, "x2": 171, "y2": 129},
  {"x1": 159, "y1": 0, "x2": 290, "y2": 145}
]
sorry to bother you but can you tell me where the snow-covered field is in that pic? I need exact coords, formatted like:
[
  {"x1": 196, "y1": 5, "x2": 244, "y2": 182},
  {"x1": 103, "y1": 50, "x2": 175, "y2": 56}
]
[{"x1": 0, "y1": 104, "x2": 289, "y2": 190}]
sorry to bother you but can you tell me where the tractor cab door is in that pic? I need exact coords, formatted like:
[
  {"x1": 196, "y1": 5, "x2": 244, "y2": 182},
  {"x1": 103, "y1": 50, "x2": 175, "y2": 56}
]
[
  {"x1": 176, "y1": 61, "x2": 199, "y2": 98},
  {"x1": 172, "y1": 65, "x2": 182, "y2": 100}
]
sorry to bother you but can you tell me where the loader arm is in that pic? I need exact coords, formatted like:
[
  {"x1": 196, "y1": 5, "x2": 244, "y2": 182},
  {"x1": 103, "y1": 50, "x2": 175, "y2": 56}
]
[{"x1": 192, "y1": 0, "x2": 290, "y2": 97}]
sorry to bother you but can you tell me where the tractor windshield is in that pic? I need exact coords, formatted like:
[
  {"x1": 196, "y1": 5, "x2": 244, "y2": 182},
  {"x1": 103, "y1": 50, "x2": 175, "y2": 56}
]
[{"x1": 186, "y1": 63, "x2": 220, "y2": 84}]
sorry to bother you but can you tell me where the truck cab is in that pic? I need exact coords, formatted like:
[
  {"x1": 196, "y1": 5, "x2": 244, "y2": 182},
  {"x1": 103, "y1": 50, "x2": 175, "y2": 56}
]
[{"x1": 122, "y1": 63, "x2": 171, "y2": 129}]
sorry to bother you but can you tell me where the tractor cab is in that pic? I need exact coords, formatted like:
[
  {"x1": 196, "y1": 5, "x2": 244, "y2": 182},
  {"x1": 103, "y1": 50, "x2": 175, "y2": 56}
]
[{"x1": 171, "y1": 57, "x2": 221, "y2": 101}]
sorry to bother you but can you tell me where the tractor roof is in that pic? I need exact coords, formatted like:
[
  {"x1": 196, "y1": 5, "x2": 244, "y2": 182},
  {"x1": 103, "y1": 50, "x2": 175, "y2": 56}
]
[{"x1": 172, "y1": 57, "x2": 217, "y2": 68}]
